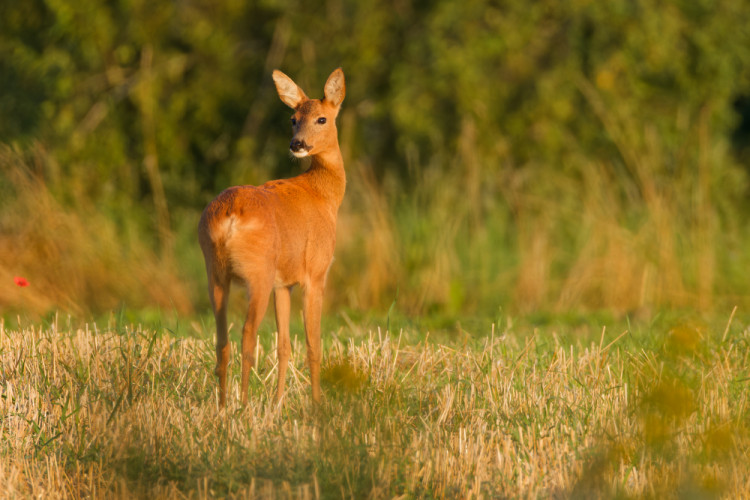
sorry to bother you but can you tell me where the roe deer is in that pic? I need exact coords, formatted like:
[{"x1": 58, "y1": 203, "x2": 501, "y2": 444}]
[{"x1": 198, "y1": 68, "x2": 346, "y2": 407}]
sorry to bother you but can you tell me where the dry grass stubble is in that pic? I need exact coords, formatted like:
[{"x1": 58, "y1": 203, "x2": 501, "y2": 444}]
[{"x1": 1, "y1": 316, "x2": 749, "y2": 498}]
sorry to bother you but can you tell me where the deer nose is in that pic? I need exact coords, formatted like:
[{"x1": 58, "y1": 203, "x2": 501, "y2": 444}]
[{"x1": 290, "y1": 139, "x2": 310, "y2": 153}]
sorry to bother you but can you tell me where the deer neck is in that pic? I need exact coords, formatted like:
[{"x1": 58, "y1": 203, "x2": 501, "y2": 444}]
[{"x1": 304, "y1": 148, "x2": 346, "y2": 210}]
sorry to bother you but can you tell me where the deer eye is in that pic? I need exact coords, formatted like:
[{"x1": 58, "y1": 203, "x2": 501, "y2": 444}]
[
  {"x1": 316, "y1": 117, "x2": 326, "y2": 124},
  {"x1": 291, "y1": 117, "x2": 297, "y2": 126}
]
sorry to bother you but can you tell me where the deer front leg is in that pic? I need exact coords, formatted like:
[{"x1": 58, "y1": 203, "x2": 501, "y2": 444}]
[
  {"x1": 274, "y1": 286, "x2": 292, "y2": 404},
  {"x1": 303, "y1": 282, "x2": 325, "y2": 404}
]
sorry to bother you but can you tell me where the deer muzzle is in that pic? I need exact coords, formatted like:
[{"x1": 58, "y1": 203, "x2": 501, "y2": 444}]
[{"x1": 290, "y1": 139, "x2": 312, "y2": 157}]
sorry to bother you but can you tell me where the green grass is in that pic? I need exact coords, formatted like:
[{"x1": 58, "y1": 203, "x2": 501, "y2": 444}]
[{"x1": 1, "y1": 310, "x2": 749, "y2": 498}]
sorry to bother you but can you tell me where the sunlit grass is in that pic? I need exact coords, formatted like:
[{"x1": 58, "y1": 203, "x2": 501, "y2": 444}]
[{"x1": 1, "y1": 312, "x2": 748, "y2": 498}]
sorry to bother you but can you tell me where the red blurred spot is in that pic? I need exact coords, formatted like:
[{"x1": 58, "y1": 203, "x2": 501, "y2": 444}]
[{"x1": 14, "y1": 276, "x2": 29, "y2": 287}]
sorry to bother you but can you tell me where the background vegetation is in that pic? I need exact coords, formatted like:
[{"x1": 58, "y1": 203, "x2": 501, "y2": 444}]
[
  {"x1": 2, "y1": 0, "x2": 750, "y2": 320},
  {"x1": 3, "y1": 3, "x2": 750, "y2": 497}
]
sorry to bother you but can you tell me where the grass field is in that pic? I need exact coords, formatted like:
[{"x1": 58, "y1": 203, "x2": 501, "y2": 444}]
[{"x1": 1, "y1": 310, "x2": 749, "y2": 498}]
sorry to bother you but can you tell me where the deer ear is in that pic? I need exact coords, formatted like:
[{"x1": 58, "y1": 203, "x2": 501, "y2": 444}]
[
  {"x1": 273, "y1": 70, "x2": 308, "y2": 109},
  {"x1": 324, "y1": 68, "x2": 345, "y2": 108}
]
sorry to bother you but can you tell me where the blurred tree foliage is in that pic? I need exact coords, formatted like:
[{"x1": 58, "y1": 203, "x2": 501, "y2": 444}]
[{"x1": 1, "y1": 0, "x2": 749, "y2": 315}]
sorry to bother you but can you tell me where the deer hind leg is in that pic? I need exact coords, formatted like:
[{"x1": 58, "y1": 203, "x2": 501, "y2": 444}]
[
  {"x1": 208, "y1": 273, "x2": 231, "y2": 408},
  {"x1": 239, "y1": 274, "x2": 273, "y2": 406},
  {"x1": 273, "y1": 286, "x2": 292, "y2": 404}
]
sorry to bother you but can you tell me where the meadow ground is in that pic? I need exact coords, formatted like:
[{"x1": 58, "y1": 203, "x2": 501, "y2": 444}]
[{"x1": 1, "y1": 310, "x2": 749, "y2": 499}]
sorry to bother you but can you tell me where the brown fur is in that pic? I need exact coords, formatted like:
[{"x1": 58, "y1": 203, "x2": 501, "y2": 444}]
[{"x1": 198, "y1": 68, "x2": 346, "y2": 406}]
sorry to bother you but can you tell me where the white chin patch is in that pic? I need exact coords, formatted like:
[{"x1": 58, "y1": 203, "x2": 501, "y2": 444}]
[{"x1": 291, "y1": 150, "x2": 309, "y2": 158}]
